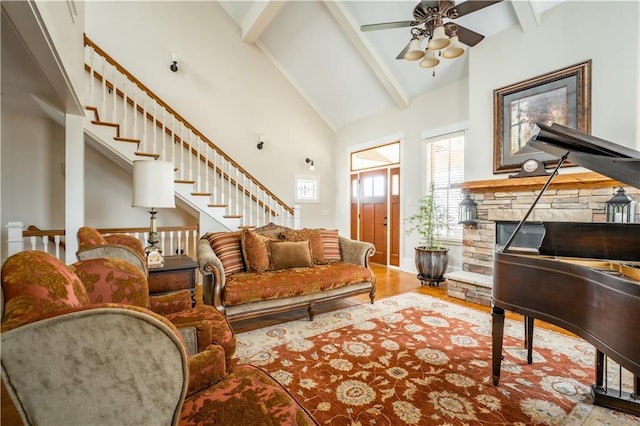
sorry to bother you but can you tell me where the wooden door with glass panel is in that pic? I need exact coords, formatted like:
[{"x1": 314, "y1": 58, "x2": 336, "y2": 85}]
[{"x1": 358, "y1": 169, "x2": 387, "y2": 265}]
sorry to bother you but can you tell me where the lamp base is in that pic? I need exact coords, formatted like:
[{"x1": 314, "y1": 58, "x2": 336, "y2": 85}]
[
  {"x1": 146, "y1": 249, "x2": 164, "y2": 266},
  {"x1": 145, "y1": 208, "x2": 164, "y2": 266}
]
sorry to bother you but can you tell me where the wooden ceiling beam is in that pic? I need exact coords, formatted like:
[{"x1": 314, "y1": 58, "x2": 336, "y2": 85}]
[
  {"x1": 241, "y1": 0, "x2": 285, "y2": 43},
  {"x1": 323, "y1": 1, "x2": 410, "y2": 110}
]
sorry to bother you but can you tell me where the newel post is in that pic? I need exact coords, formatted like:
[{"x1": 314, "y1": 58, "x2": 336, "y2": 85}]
[{"x1": 6, "y1": 222, "x2": 25, "y2": 256}]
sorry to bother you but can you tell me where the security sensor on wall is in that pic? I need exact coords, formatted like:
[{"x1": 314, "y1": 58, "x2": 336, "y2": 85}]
[
  {"x1": 306, "y1": 158, "x2": 315, "y2": 171},
  {"x1": 257, "y1": 134, "x2": 265, "y2": 150}
]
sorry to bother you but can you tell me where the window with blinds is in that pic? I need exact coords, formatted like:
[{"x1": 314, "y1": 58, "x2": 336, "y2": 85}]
[{"x1": 424, "y1": 131, "x2": 465, "y2": 239}]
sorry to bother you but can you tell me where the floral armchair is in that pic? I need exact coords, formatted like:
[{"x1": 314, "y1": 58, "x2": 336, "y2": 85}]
[
  {"x1": 76, "y1": 226, "x2": 236, "y2": 363},
  {"x1": 1, "y1": 251, "x2": 316, "y2": 425}
]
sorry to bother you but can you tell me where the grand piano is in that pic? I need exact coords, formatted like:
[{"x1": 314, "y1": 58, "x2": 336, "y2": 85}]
[{"x1": 491, "y1": 123, "x2": 640, "y2": 416}]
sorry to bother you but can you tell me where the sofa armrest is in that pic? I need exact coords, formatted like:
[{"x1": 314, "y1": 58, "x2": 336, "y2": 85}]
[
  {"x1": 339, "y1": 237, "x2": 375, "y2": 267},
  {"x1": 197, "y1": 239, "x2": 225, "y2": 310},
  {"x1": 186, "y1": 344, "x2": 227, "y2": 397}
]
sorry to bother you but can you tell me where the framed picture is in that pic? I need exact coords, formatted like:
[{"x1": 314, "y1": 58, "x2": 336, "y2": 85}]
[{"x1": 493, "y1": 60, "x2": 591, "y2": 173}]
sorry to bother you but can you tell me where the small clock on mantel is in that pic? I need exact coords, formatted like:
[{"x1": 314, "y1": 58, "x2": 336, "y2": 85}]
[{"x1": 509, "y1": 158, "x2": 552, "y2": 178}]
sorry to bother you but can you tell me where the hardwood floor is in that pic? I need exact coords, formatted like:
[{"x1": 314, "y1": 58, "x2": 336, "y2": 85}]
[{"x1": 0, "y1": 264, "x2": 574, "y2": 425}]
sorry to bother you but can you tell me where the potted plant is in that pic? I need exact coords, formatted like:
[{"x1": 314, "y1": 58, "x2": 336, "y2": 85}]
[{"x1": 404, "y1": 185, "x2": 449, "y2": 286}]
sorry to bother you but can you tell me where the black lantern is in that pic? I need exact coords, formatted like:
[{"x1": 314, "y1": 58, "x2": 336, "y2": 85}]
[
  {"x1": 458, "y1": 193, "x2": 478, "y2": 225},
  {"x1": 605, "y1": 187, "x2": 635, "y2": 223}
]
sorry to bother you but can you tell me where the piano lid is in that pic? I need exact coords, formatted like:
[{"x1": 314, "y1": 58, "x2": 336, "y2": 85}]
[{"x1": 529, "y1": 123, "x2": 640, "y2": 189}]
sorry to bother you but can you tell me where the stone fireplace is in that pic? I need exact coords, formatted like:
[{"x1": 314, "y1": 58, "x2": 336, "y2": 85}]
[{"x1": 444, "y1": 171, "x2": 639, "y2": 306}]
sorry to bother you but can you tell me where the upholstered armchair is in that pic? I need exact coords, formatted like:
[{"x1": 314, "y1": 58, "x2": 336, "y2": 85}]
[
  {"x1": 1, "y1": 251, "x2": 316, "y2": 426},
  {"x1": 76, "y1": 226, "x2": 236, "y2": 363}
]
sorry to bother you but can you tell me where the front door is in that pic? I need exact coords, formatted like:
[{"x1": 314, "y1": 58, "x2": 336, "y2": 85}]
[{"x1": 359, "y1": 169, "x2": 387, "y2": 264}]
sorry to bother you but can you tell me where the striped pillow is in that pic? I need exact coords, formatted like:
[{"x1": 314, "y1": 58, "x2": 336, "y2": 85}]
[
  {"x1": 319, "y1": 229, "x2": 341, "y2": 262},
  {"x1": 203, "y1": 232, "x2": 244, "y2": 275}
]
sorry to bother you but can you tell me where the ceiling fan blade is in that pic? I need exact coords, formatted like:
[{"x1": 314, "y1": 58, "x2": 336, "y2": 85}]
[
  {"x1": 453, "y1": 0, "x2": 502, "y2": 18},
  {"x1": 361, "y1": 21, "x2": 415, "y2": 32},
  {"x1": 455, "y1": 24, "x2": 485, "y2": 46}
]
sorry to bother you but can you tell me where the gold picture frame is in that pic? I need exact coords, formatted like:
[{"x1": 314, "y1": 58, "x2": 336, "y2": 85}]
[{"x1": 493, "y1": 60, "x2": 591, "y2": 173}]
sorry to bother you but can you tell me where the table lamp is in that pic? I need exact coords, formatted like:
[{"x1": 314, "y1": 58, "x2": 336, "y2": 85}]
[{"x1": 132, "y1": 160, "x2": 175, "y2": 265}]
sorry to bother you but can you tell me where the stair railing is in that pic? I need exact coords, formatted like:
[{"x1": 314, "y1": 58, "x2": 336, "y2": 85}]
[{"x1": 83, "y1": 35, "x2": 294, "y2": 228}]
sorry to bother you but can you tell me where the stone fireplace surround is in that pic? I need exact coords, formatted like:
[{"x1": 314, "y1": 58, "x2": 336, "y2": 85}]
[{"x1": 444, "y1": 171, "x2": 639, "y2": 306}]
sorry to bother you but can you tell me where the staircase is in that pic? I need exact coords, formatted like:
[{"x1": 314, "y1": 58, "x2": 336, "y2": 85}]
[{"x1": 83, "y1": 36, "x2": 295, "y2": 231}]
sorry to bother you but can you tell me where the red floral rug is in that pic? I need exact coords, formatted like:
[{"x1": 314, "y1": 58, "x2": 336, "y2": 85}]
[{"x1": 236, "y1": 294, "x2": 639, "y2": 425}]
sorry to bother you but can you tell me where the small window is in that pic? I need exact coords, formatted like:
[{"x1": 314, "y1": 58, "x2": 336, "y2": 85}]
[{"x1": 295, "y1": 176, "x2": 319, "y2": 203}]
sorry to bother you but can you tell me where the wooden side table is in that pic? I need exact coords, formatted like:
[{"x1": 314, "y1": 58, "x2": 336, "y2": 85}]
[{"x1": 147, "y1": 255, "x2": 199, "y2": 305}]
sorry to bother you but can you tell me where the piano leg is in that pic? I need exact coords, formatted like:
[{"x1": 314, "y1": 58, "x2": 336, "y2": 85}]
[
  {"x1": 525, "y1": 316, "x2": 534, "y2": 364},
  {"x1": 491, "y1": 305, "x2": 505, "y2": 386}
]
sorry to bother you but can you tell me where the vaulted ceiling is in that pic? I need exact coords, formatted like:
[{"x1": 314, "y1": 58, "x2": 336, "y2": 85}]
[{"x1": 219, "y1": 0, "x2": 564, "y2": 131}]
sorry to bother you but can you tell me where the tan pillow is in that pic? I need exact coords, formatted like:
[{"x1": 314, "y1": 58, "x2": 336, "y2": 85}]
[
  {"x1": 270, "y1": 241, "x2": 313, "y2": 270},
  {"x1": 281, "y1": 229, "x2": 327, "y2": 265},
  {"x1": 241, "y1": 229, "x2": 273, "y2": 273}
]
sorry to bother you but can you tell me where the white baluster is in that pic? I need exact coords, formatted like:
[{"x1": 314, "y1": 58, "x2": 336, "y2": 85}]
[
  {"x1": 133, "y1": 91, "x2": 138, "y2": 140},
  {"x1": 180, "y1": 123, "x2": 185, "y2": 181},
  {"x1": 54, "y1": 235, "x2": 62, "y2": 259},
  {"x1": 101, "y1": 57, "x2": 107, "y2": 115},
  {"x1": 152, "y1": 102, "x2": 157, "y2": 154},
  {"x1": 111, "y1": 69, "x2": 117, "y2": 123},
  {"x1": 142, "y1": 96, "x2": 147, "y2": 151},
  {"x1": 204, "y1": 143, "x2": 209, "y2": 194},
  {"x1": 123, "y1": 81, "x2": 128, "y2": 134},
  {"x1": 212, "y1": 150, "x2": 217, "y2": 203}
]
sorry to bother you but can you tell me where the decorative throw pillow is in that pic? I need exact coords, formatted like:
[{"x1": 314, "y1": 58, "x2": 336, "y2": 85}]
[
  {"x1": 319, "y1": 229, "x2": 341, "y2": 262},
  {"x1": 270, "y1": 241, "x2": 312, "y2": 270},
  {"x1": 202, "y1": 232, "x2": 244, "y2": 275},
  {"x1": 240, "y1": 229, "x2": 273, "y2": 273},
  {"x1": 281, "y1": 229, "x2": 327, "y2": 265}
]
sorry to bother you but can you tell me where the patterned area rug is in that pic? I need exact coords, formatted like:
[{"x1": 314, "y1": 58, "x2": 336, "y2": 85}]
[{"x1": 235, "y1": 293, "x2": 639, "y2": 425}]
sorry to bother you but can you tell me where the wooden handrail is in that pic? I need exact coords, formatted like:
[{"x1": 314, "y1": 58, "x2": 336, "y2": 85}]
[{"x1": 84, "y1": 35, "x2": 293, "y2": 216}]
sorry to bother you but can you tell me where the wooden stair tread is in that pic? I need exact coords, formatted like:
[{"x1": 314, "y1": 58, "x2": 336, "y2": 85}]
[
  {"x1": 191, "y1": 192, "x2": 212, "y2": 197},
  {"x1": 207, "y1": 204, "x2": 227, "y2": 208},
  {"x1": 223, "y1": 215, "x2": 242, "y2": 219},
  {"x1": 134, "y1": 152, "x2": 160, "y2": 159},
  {"x1": 114, "y1": 136, "x2": 140, "y2": 143},
  {"x1": 91, "y1": 120, "x2": 119, "y2": 128},
  {"x1": 175, "y1": 180, "x2": 195, "y2": 184}
]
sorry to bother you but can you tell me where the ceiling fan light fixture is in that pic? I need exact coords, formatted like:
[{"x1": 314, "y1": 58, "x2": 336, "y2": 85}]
[
  {"x1": 419, "y1": 49, "x2": 439, "y2": 69},
  {"x1": 427, "y1": 25, "x2": 450, "y2": 50},
  {"x1": 443, "y1": 35, "x2": 464, "y2": 59},
  {"x1": 403, "y1": 37, "x2": 425, "y2": 61}
]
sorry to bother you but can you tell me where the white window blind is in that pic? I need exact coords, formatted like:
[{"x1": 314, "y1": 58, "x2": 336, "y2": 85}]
[{"x1": 424, "y1": 131, "x2": 465, "y2": 238}]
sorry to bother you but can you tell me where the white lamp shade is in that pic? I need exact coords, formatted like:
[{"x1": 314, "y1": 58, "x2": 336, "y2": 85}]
[
  {"x1": 419, "y1": 50, "x2": 440, "y2": 69},
  {"x1": 403, "y1": 37, "x2": 425, "y2": 61},
  {"x1": 427, "y1": 25, "x2": 450, "y2": 50},
  {"x1": 443, "y1": 36, "x2": 464, "y2": 59},
  {"x1": 132, "y1": 160, "x2": 176, "y2": 208}
]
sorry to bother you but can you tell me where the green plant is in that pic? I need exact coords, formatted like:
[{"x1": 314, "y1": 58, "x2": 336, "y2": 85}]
[{"x1": 404, "y1": 185, "x2": 449, "y2": 249}]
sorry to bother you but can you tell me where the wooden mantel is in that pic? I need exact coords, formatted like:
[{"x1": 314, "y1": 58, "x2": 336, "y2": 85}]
[{"x1": 455, "y1": 172, "x2": 623, "y2": 193}]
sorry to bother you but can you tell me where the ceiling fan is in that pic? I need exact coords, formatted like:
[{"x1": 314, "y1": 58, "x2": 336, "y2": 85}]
[{"x1": 361, "y1": 0, "x2": 503, "y2": 71}]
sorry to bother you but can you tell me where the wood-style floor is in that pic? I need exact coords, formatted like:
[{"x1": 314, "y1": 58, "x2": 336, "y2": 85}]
[{"x1": 0, "y1": 264, "x2": 573, "y2": 425}]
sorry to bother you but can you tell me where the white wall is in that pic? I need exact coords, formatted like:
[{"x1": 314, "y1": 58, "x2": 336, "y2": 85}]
[
  {"x1": 84, "y1": 1, "x2": 337, "y2": 229},
  {"x1": 335, "y1": 78, "x2": 469, "y2": 272},
  {"x1": 467, "y1": 0, "x2": 640, "y2": 181}
]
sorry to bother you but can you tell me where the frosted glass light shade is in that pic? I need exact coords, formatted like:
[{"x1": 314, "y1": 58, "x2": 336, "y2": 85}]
[
  {"x1": 427, "y1": 25, "x2": 450, "y2": 50},
  {"x1": 443, "y1": 36, "x2": 464, "y2": 59},
  {"x1": 419, "y1": 50, "x2": 439, "y2": 68},
  {"x1": 132, "y1": 160, "x2": 176, "y2": 208},
  {"x1": 403, "y1": 37, "x2": 425, "y2": 61}
]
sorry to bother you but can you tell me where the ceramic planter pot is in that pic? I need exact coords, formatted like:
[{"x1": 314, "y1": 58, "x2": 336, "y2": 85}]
[{"x1": 414, "y1": 247, "x2": 449, "y2": 287}]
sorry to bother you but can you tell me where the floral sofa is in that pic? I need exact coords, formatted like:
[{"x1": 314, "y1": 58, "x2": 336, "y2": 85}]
[{"x1": 198, "y1": 223, "x2": 376, "y2": 321}]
